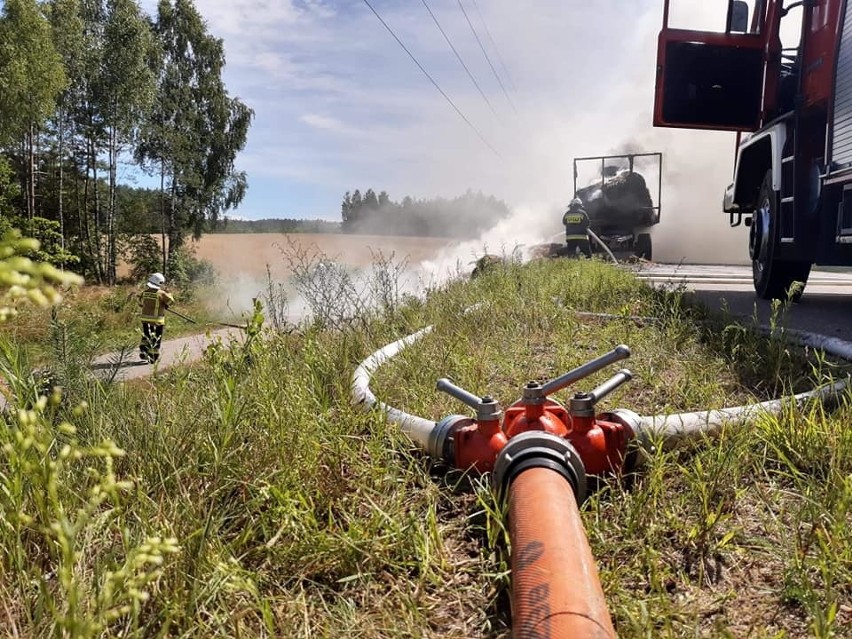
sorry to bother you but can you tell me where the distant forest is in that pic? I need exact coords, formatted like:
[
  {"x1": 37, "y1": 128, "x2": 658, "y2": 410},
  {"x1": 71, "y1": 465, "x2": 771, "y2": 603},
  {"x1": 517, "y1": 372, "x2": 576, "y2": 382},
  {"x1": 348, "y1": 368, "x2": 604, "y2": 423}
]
[
  {"x1": 341, "y1": 188, "x2": 511, "y2": 238},
  {"x1": 207, "y1": 218, "x2": 340, "y2": 234}
]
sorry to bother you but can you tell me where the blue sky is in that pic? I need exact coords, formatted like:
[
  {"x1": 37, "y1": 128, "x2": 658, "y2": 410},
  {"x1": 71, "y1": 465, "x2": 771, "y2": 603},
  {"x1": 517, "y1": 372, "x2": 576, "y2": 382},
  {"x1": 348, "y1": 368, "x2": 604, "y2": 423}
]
[
  {"x1": 129, "y1": 0, "x2": 764, "y2": 223},
  {"x1": 131, "y1": 0, "x2": 682, "y2": 221}
]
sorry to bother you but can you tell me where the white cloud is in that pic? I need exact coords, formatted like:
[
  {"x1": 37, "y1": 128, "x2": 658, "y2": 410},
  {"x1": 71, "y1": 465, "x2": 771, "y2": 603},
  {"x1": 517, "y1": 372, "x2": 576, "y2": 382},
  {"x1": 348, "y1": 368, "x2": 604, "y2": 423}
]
[{"x1": 300, "y1": 113, "x2": 345, "y2": 131}]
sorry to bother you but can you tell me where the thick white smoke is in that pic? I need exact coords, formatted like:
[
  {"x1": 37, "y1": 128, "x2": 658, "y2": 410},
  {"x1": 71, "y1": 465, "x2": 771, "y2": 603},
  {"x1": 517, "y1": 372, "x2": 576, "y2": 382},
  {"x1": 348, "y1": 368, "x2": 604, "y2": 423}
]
[
  {"x1": 390, "y1": 0, "x2": 753, "y2": 268},
  {"x1": 199, "y1": 0, "x2": 765, "y2": 322}
]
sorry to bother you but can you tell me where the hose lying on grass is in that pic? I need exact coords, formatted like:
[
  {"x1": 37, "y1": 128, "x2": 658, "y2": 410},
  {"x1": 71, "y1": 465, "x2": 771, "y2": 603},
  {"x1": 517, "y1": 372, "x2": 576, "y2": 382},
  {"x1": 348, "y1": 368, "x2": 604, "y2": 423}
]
[
  {"x1": 351, "y1": 326, "x2": 438, "y2": 453},
  {"x1": 351, "y1": 309, "x2": 851, "y2": 639},
  {"x1": 352, "y1": 316, "x2": 852, "y2": 457},
  {"x1": 572, "y1": 310, "x2": 851, "y2": 448}
]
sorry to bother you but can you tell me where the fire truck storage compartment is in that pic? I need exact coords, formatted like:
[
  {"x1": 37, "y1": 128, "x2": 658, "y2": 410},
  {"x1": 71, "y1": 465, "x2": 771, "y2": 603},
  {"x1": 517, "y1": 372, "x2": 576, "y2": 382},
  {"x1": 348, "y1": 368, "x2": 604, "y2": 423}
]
[
  {"x1": 832, "y1": 2, "x2": 852, "y2": 168},
  {"x1": 661, "y1": 40, "x2": 763, "y2": 128}
]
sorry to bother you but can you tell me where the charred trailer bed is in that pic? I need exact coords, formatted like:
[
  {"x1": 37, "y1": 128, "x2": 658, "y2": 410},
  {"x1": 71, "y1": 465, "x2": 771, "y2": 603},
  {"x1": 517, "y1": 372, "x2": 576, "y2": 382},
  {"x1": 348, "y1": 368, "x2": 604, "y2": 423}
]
[{"x1": 572, "y1": 152, "x2": 663, "y2": 260}]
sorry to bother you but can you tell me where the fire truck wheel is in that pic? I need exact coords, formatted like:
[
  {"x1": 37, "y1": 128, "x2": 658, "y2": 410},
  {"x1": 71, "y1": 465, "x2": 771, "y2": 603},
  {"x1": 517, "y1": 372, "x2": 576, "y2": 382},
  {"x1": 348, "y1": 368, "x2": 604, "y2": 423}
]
[{"x1": 751, "y1": 170, "x2": 811, "y2": 301}]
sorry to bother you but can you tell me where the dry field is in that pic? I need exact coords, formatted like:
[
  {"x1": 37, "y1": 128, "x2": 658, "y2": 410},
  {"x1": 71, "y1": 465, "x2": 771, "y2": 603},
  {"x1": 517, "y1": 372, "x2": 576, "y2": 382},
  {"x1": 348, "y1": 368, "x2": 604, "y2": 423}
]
[{"x1": 188, "y1": 233, "x2": 457, "y2": 280}]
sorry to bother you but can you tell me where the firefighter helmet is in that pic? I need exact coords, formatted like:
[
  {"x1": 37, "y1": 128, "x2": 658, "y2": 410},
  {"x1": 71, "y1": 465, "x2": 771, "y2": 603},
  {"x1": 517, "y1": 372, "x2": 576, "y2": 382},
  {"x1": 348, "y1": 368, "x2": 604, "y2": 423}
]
[
  {"x1": 147, "y1": 272, "x2": 166, "y2": 289},
  {"x1": 569, "y1": 197, "x2": 583, "y2": 211}
]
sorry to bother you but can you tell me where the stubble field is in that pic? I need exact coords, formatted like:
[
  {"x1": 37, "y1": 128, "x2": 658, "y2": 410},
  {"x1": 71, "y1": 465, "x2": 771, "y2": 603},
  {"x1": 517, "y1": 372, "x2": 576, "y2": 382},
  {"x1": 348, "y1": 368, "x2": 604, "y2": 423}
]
[{"x1": 188, "y1": 233, "x2": 459, "y2": 280}]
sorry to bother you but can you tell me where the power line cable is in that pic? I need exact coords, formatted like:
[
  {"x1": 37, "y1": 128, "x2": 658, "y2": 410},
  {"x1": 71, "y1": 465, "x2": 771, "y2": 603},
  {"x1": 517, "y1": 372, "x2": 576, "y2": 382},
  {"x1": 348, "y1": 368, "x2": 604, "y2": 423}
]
[
  {"x1": 420, "y1": 0, "x2": 498, "y2": 119},
  {"x1": 470, "y1": 0, "x2": 517, "y2": 93},
  {"x1": 456, "y1": 0, "x2": 516, "y2": 114},
  {"x1": 361, "y1": 0, "x2": 501, "y2": 158}
]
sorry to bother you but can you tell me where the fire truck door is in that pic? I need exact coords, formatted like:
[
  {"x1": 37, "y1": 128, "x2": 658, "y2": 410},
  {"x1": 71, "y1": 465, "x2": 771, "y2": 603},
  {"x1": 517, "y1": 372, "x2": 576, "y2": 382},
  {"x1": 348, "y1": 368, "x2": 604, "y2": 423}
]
[{"x1": 654, "y1": 1, "x2": 765, "y2": 131}]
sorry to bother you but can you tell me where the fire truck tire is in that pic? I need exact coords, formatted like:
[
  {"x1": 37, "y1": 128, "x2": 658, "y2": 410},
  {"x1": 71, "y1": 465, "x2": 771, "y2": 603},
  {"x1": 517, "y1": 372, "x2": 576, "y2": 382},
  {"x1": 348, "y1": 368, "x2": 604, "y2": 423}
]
[
  {"x1": 635, "y1": 233, "x2": 652, "y2": 261},
  {"x1": 751, "y1": 170, "x2": 811, "y2": 301}
]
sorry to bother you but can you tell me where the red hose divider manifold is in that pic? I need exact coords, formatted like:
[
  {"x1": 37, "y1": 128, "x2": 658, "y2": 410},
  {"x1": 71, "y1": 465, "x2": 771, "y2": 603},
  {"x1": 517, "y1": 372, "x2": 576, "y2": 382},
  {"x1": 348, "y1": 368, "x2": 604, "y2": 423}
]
[{"x1": 436, "y1": 346, "x2": 637, "y2": 638}]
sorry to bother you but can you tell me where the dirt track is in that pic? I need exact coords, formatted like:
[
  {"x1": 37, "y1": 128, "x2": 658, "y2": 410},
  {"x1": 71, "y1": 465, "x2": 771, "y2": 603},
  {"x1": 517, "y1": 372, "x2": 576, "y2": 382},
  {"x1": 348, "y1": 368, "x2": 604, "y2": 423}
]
[{"x1": 90, "y1": 327, "x2": 244, "y2": 381}]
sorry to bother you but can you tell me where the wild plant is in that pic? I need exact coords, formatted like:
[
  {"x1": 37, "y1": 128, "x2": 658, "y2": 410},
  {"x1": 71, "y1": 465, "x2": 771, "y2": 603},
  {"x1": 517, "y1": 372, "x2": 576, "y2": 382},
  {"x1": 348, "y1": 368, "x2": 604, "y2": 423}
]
[{"x1": 0, "y1": 353, "x2": 179, "y2": 636}]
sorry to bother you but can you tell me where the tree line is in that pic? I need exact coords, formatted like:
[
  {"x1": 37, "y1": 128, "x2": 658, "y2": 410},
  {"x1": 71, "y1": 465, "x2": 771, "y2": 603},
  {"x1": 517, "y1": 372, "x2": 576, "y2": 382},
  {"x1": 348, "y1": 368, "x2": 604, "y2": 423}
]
[
  {"x1": 341, "y1": 189, "x2": 511, "y2": 238},
  {"x1": 0, "y1": 0, "x2": 252, "y2": 283},
  {"x1": 206, "y1": 218, "x2": 340, "y2": 234}
]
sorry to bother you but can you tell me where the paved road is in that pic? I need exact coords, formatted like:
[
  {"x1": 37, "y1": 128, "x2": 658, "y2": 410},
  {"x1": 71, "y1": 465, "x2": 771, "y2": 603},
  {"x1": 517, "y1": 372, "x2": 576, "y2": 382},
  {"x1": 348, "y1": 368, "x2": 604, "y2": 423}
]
[{"x1": 633, "y1": 264, "x2": 852, "y2": 341}]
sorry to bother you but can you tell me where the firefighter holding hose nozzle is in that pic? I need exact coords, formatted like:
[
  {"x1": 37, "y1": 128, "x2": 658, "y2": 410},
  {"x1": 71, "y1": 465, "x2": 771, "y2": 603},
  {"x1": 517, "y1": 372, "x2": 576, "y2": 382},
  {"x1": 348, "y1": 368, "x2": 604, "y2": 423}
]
[
  {"x1": 562, "y1": 197, "x2": 592, "y2": 258},
  {"x1": 138, "y1": 272, "x2": 175, "y2": 364}
]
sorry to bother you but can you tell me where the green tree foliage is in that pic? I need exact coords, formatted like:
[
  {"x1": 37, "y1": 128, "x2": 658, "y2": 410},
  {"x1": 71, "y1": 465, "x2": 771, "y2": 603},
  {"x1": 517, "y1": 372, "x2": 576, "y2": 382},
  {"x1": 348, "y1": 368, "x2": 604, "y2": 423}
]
[
  {"x1": 0, "y1": 157, "x2": 20, "y2": 218},
  {"x1": 46, "y1": 0, "x2": 85, "y2": 258},
  {"x1": 0, "y1": 158, "x2": 78, "y2": 268},
  {"x1": 10, "y1": 217, "x2": 80, "y2": 268},
  {"x1": 0, "y1": 0, "x2": 67, "y2": 223},
  {"x1": 120, "y1": 232, "x2": 161, "y2": 281},
  {"x1": 340, "y1": 189, "x2": 512, "y2": 238},
  {"x1": 0, "y1": 0, "x2": 67, "y2": 147},
  {"x1": 0, "y1": 0, "x2": 251, "y2": 285},
  {"x1": 137, "y1": 0, "x2": 253, "y2": 278},
  {"x1": 363, "y1": 188, "x2": 379, "y2": 211},
  {"x1": 100, "y1": 0, "x2": 157, "y2": 283}
]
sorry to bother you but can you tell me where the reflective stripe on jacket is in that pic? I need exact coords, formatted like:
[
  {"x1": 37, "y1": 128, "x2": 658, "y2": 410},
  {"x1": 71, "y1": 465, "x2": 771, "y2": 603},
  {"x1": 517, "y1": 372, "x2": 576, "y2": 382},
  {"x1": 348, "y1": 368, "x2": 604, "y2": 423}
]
[
  {"x1": 138, "y1": 289, "x2": 174, "y2": 325},
  {"x1": 562, "y1": 210, "x2": 590, "y2": 238}
]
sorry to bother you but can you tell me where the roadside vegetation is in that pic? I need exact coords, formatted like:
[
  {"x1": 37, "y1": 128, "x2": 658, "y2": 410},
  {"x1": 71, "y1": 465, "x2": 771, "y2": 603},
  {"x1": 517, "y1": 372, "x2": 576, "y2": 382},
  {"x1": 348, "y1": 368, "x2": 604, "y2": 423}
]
[
  {"x1": 4, "y1": 282, "x2": 221, "y2": 365},
  {"x1": 1, "y1": 256, "x2": 850, "y2": 638},
  {"x1": 5, "y1": 237, "x2": 226, "y2": 364}
]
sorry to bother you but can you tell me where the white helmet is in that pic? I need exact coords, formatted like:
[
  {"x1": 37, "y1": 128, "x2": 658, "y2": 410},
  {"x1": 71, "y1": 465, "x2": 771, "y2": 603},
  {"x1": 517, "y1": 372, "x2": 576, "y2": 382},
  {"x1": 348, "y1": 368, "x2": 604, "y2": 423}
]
[
  {"x1": 147, "y1": 272, "x2": 165, "y2": 289},
  {"x1": 569, "y1": 197, "x2": 583, "y2": 210}
]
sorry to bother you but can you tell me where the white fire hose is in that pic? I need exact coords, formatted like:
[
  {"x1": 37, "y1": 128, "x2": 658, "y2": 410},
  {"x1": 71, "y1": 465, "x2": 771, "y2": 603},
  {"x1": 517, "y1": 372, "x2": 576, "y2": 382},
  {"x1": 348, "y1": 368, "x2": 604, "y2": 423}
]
[{"x1": 352, "y1": 313, "x2": 850, "y2": 457}]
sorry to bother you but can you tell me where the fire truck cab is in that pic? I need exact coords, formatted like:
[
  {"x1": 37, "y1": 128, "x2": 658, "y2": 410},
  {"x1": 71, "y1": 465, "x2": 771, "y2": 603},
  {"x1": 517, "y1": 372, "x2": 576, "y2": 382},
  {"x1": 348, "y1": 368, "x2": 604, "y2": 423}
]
[{"x1": 654, "y1": 0, "x2": 852, "y2": 299}]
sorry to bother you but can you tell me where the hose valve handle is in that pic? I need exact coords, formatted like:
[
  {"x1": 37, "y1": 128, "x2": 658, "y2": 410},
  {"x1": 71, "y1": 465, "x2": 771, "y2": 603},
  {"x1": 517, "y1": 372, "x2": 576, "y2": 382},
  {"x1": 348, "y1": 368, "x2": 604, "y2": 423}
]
[
  {"x1": 589, "y1": 369, "x2": 633, "y2": 404},
  {"x1": 436, "y1": 378, "x2": 503, "y2": 421},
  {"x1": 569, "y1": 369, "x2": 633, "y2": 416},
  {"x1": 541, "y1": 344, "x2": 631, "y2": 396}
]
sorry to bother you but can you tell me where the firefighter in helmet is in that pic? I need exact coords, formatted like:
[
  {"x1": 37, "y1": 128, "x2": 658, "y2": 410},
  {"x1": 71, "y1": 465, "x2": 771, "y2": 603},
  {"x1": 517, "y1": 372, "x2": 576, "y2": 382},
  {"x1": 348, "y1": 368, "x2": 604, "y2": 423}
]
[
  {"x1": 138, "y1": 272, "x2": 174, "y2": 364},
  {"x1": 562, "y1": 197, "x2": 592, "y2": 258}
]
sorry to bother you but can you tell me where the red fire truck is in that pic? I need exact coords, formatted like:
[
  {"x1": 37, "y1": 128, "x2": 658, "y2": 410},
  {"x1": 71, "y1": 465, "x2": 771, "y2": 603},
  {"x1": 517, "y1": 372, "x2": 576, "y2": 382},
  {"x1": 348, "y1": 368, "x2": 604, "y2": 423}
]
[{"x1": 654, "y1": 0, "x2": 852, "y2": 299}]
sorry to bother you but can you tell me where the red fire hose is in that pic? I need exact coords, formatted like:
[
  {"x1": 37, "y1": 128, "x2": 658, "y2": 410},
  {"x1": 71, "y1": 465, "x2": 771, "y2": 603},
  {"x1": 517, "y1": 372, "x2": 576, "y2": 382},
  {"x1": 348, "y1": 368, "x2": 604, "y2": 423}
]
[
  {"x1": 509, "y1": 467, "x2": 615, "y2": 639},
  {"x1": 493, "y1": 431, "x2": 616, "y2": 639},
  {"x1": 354, "y1": 318, "x2": 852, "y2": 638}
]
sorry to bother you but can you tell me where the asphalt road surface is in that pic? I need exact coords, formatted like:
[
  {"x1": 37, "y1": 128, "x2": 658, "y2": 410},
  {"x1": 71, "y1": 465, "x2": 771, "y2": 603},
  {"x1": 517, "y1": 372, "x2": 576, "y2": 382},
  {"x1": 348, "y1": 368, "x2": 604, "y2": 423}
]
[{"x1": 634, "y1": 264, "x2": 852, "y2": 341}]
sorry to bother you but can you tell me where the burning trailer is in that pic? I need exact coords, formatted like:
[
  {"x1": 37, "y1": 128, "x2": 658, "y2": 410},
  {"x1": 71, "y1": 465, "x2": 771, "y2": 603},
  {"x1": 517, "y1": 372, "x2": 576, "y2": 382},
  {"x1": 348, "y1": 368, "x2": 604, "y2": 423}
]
[{"x1": 572, "y1": 152, "x2": 662, "y2": 260}]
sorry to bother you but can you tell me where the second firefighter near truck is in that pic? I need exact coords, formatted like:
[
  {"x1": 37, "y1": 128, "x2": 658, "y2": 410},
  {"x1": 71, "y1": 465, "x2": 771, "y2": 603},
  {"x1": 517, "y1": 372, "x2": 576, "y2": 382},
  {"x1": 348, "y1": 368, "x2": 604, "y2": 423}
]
[
  {"x1": 562, "y1": 197, "x2": 592, "y2": 258},
  {"x1": 138, "y1": 272, "x2": 174, "y2": 364}
]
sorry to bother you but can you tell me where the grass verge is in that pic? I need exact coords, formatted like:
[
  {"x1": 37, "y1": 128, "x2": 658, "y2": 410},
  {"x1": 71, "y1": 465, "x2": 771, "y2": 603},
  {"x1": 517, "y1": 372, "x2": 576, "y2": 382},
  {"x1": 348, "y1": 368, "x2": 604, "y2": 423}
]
[
  {"x1": 1, "y1": 258, "x2": 850, "y2": 637},
  {"x1": 4, "y1": 284, "x2": 235, "y2": 365}
]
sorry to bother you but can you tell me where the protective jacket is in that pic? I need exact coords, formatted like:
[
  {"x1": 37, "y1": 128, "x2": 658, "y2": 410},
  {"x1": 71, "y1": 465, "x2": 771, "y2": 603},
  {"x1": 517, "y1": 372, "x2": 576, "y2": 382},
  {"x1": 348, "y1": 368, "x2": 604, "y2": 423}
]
[
  {"x1": 563, "y1": 209, "x2": 590, "y2": 240},
  {"x1": 138, "y1": 287, "x2": 175, "y2": 325}
]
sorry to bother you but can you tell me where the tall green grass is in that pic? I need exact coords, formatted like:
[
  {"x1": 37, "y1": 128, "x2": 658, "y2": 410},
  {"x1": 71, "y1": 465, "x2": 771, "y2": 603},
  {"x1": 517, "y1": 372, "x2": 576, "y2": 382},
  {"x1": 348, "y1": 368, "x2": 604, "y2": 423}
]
[
  {"x1": 0, "y1": 258, "x2": 849, "y2": 637},
  {"x1": 5, "y1": 284, "x2": 228, "y2": 365}
]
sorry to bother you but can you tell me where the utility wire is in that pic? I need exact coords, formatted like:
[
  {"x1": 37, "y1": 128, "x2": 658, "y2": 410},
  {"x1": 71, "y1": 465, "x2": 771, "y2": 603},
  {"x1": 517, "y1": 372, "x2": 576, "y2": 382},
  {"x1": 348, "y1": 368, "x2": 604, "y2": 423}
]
[
  {"x1": 361, "y1": 0, "x2": 501, "y2": 158},
  {"x1": 456, "y1": 0, "x2": 517, "y2": 114},
  {"x1": 470, "y1": 0, "x2": 517, "y2": 93},
  {"x1": 420, "y1": 0, "x2": 498, "y2": 119}
]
